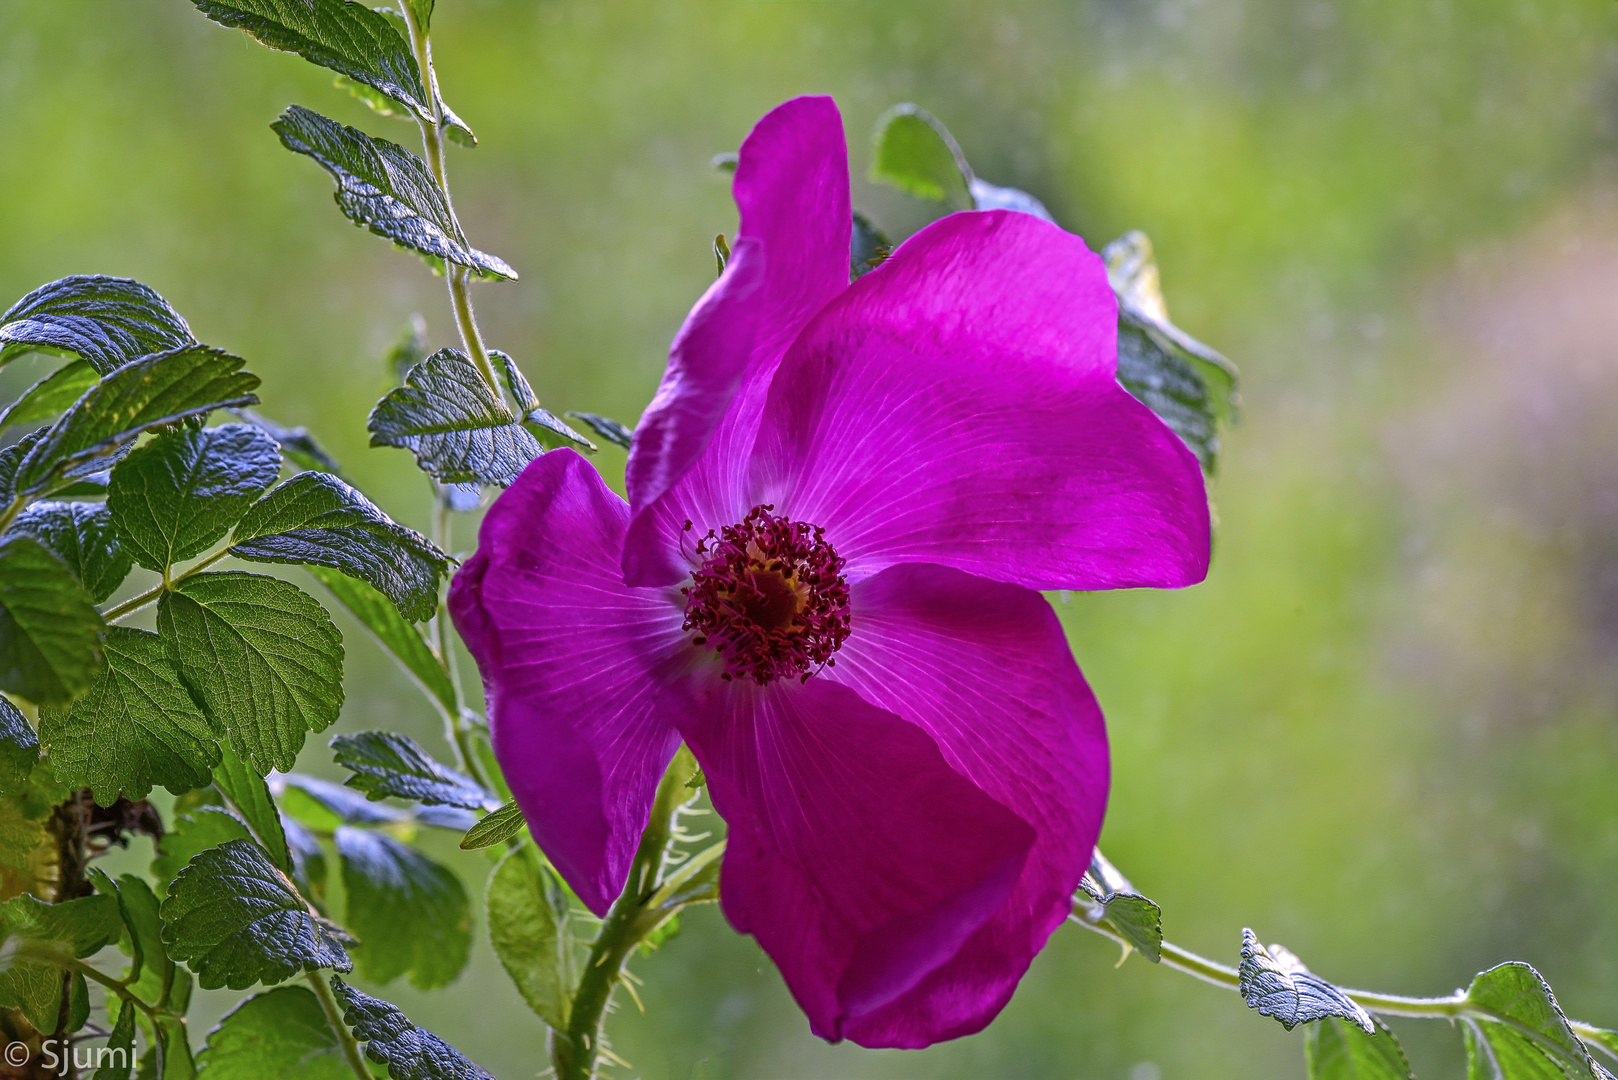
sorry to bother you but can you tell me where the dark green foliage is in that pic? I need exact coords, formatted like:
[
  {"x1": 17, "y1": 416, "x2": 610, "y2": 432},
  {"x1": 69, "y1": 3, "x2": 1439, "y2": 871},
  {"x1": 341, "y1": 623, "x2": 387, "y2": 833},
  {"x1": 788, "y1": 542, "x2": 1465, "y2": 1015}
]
[
  {"x1": 850, "y1": 210, "x2": 892, "y2": 280},
  {"x1": 337, "y1": 826, "x2": 471, "y2": 989},
  {"x1": 0, "y1": 358, "x2": 98, "y2": 431},
  {"x1": 1462, "y1": 963, "x2": 1600, "y2": 1080},
  {"x1": 231, "y1": 471, "x2": 451, "y2": 622},
  {"x1": 0, "y1": 695, "x2": 39, "y2": 795},
  {"x1": 307, "y1": 565, "x2": 456, "y2": 713},
  {"x1": 191, "y1": 0, "x2": 431, "y2": 120},
  {"x1": 8, "y1": 346, "x2": 260, "y2": 501},
  {"x1": 1307, "y1": 1017, "x2": 1414, "y2": 1080},
  {"x1": 331, "y1": 731, "x2": 488, "y2": 808},
  {"x1": 458, "y1": 799, "x2": 525, "y2": 851},
  {"x1": 566, "y1": 411, "x2": 633, "y2": 450},
  {"x1": 1239, "y1": 930, "x2": 1374, "y2": 1033},
  {"x1": 868, "y1": 103, "x2": 971, "y2": 205},
  {"x1": 214, "y1": 745, "x2": 293, "y2": 874},
  {"x1": 272, "y1": 105, "x2": 515, "y2": 280},
  {"x1": 1075, "y1": 877, "x2": 1163, "y2": 963},
  {"x1": 151, "y1": 808, "x2": 253, "y2": 891},
  {"x1": 107, "y1": 422, "x2": 281, "y2": 571},
  {"x1": 487, "y1": 844, "x2": 572, "y2": 1029},
  {"x1": 229, "y1": 408, "x2": 342, "y2": 475},
  {"x1": 0, "y1": 891, "x2": 123, "y2": 1030},
  {"x1": 0, "y1": 534, "x2": 104, "y2": 704},
  {"x1": 160, "y1": 838, "x2": 353, "y2": 990},
  {"x1": 12, "y1": 500, "x2": 133, "y2": 602},
  {"x1": 38, "y1": 626, "x2": 219, "y2": 802},
  {"x1": 0, "y1": 275, "x2": 194, "y2": 373},
  {"x1": 331, "y1": 976, "x2": 496, "y2": 1080},
  {"x1": 94, "y1": 997, "x2": 138, "y2": 1080},
  {"x1": 158, "y1": 571, "x2": 344, "y2": 774},
  {"x1": 196, "y1": 985, "x2": 351, "y2": 1079},
  {"x1": 368, "y1": 347, "x2": 541, "y2": 486},
  {"x1": 280, "y1": 773, "x2": 406, "y2": 830}
]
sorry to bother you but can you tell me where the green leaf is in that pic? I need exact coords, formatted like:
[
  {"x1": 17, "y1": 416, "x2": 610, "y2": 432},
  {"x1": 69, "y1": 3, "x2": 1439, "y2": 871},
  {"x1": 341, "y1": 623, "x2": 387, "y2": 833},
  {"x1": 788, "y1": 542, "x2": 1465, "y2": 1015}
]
[
  {"x1": 228, "y1": 408, "x2": 341, "y2": 475},
  {"x1": 306, "y1": 565, "x2": 455, "y2": 714},
  {"x1": 158, "y1": 571, "x2": 344, "y2": 774},
  {"x1": 151, "y1": 807, "x2": 253, "y2": 892},
  {"x1": 38, "y1": 626, "x2": 220, "y2": 802},
  {"x1": 331, "y1": 731, "x2": 489, "y2": 809},
  {"x1": 0, "y1": 358, "x2": 99, "y2": 431},
  {"x1": 196, "y1": 985, "x2": 350, "y2": 1079},
  {"x1": 1239, "y1": 929, "x2": 1374, "y2": 1033},
  {"x1": 337, "y1": 826, "x2": 471, "y2": 990},
  {"x1": 0, "y1": 534, "x2": 105, "y2": 705},
  {"x1": 231, "y1": 471, "x2": 451, "y2": 623},
  {"x1": 486, "y1": 844, "x2": 572, "y2": 1029},
  {"x1": 850, "y1": 210, "x2": 893, "y2": 281},
  {"x1": 368, "y1": 347, "x2": 540, "y2": 486},
  {"x1": 283, "y1": 815, "x2": 328, "y2": 903},
  {"x1": 968, "y1": 177, "x2": 1055, "y2": 220},
  {"x1": 868, "y1": 103, "x2": 972, "y2": 206},
  {"x1": 384, "y1": 314, "x2": 429, "y2": 385},
  {"x1": 0, "y1": 696, "x2": 39, "y2": 795},
  {"x1": 191, "y1": 0, "x2": 431, "y2": 121},
  {"x1": 1074, "y1": 877, "x2": 1163, "y2": 963},
  {"x1": 0, "y1": 891, "x2": 123, "y2": 1030},
  {"x1": 93, "y1": 995, "x2": 138, "y2": 1080},
  {"x1": 11, "y1": 501, "x2": 133, "y2": 603},
  {"x1": 107, "y1": 422, "x2": 281, "y2": 571},
  {"x1": 160, "y1": 838, "x2": 353, "y2": 990},
  {"x1": 278, "y1": 773, "x2": 404, "y2": 831},
  {"x1": 1117, "y1": 314, "x2": 1223, "y2": 474},
  {"x1": 330, "y1": 976, "x2": 495, "y2": 1080},
  {"x1": 0, "y1": 275, "x2": 194, "y2": 373},
  {"x1": 92, "y1": 870, "x2": 174, "y2": 1008},
  {"x1": 565, "y1": 411, "x2": 632, "y2": 451},
  {"x1": 493, "y1": 351, "x2": 595, "y2": 451},
  {"x1": 1308, "y1": 1016, "x2": 1414, "y2": 1080},
  {"x1": 139, "y1": 1012, "x2": 198, "y2": 1080},
  {"x1": 458, "y1": 799, "x2": 525, "y2": 851},
  {"x1": 272, "y1": 106, "x2": 516, "y2": 280},
  {"x1": 10, "y1": 346, "x2": 260, "y2": 502},
  {"x1": 214, "y1": 744, "x2": 293, "y2": 874},
  {"x1": 0, "y1": 760, "x2": 64, "y2": 873},
  {"x1": 1462, "y1": 962, "x2": 1599, "y2": 1080},
  {"x1": 404, "y1": 0, "x2": 433, "y2": 33}
]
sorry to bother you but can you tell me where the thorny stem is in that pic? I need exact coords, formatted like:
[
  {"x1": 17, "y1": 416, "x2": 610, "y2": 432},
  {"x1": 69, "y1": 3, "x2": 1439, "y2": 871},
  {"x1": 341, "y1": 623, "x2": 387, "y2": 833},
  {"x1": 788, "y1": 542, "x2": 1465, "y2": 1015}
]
[
  {"x1": 402, "y1": 0, "x2": 499, "y2": 397},
  {"x1": 101, "y1": 548, "x2": 230, "y2": 621},
  {"x1": 308, "y1": 972, "x2": 373, "y2": 1080}
]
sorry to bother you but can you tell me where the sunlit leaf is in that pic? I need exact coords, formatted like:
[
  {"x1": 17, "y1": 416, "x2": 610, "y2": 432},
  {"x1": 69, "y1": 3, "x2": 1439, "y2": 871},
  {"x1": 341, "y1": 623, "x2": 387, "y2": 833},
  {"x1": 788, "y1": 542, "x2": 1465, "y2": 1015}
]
[
  {"x1": 0, "y1": 275, "x2": 194, "y2": 373},
  {"x1": 0, "y1": 358, "x2": 98, "y2": 431},
  {"x1": 196, "y1": 985, "x2": 351, "y2": 1080},
  {"x1": 368, "y1": 347, "x2": 541, "y2": 486},
  {"x1": 1239, "y1": 930, "x2": 1374, "y2": 1033},
  {"x1": 458, "y1": 799, "x2": 524, "y2": 851},
  {"x1": 214, "y1": 744, "x2": 293, "y2": 875},
  {"x1": 331, "y1": 730, "x2": 489, "y2": 809},
  {"x1": 0, "y1": 891, "x2": 123, "y2": 1031},
  {"x1": 11, "y1": 501, "x2": 133, "y2": 603},
  {"x1": 868, "y1": 103, "x2": 971, "y2": 205},
  {"x1": 305, "y1": 565, "x2": 456, "y2": 712},
  {"x1": 1461, "y1": 962, "x2": 1599, "y2": 1080},
  {"x1": 1307, "y1": 1016, "x2": 1414, "y2": 1080}
]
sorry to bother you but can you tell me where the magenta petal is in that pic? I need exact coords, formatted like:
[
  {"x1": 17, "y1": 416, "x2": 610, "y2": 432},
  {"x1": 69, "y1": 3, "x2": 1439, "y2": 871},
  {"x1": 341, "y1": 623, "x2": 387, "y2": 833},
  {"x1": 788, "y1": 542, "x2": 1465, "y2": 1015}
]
[
  {"x1": 826, "y1": 562, "x2": 1108, "y2": 1046},
  {"x1": 679, "y1": 676, "x2": 1035, "y2": 1044},
  {"x1": 752, "y1": 209, "x2": 1210, "y2": 591},
  {"x1": 623, "y1": 95, "x2": 851, "y2": 586},
  {"x1": 448, "y1": 450, "x2": 686, "y2": 915}
]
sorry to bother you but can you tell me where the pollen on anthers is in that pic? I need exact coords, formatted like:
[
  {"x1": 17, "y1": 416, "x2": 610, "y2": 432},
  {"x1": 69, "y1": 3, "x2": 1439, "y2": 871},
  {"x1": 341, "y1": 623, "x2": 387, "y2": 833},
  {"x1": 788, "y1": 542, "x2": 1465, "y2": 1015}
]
[{"x1": 680, "y1": 505, "x2": 851, "y2": 685}]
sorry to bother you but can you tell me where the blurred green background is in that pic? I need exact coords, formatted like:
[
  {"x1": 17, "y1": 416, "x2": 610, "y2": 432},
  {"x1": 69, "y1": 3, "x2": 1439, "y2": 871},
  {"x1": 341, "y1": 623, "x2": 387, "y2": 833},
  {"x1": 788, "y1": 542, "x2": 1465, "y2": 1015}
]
[{"x1": 5, "y1": 1, "x2": 1618, "y2": 1077}]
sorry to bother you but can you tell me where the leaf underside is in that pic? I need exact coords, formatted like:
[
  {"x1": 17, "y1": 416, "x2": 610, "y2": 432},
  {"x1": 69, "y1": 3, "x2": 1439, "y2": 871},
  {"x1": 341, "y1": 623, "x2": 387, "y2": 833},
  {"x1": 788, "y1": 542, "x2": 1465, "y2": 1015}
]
[
  {"x1": 331, "y1": 976, "x2": 495, "y2": 1080},
  {"x1": 1239, "y1": 929, "x2": 1374, "y2": 1033}
]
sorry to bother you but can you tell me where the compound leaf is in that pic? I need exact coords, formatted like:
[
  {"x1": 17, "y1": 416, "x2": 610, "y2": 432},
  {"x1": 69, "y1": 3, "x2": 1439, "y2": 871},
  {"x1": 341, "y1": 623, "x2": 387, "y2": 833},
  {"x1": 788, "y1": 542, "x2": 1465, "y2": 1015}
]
[
  {"x1": 159, "y1": 571, "x2": 344, "y2": 775},
  {"x1": 231, "y1": 471, "x2": 450, "y2": 623},
  {"x1": 192, "y1": 0, "x2": 430, "y2": 120},
  {"x1": 1462, "y1": 962, "x2": 1598, "y2": 1080},
  {"x1": 486, "y1": 844, "x2": 572, "y2": 1029},
  {"x1": 332, "y1": 731, "x2": 488, "y2": 809},
  {"x1": 0, "y1": 534, "x2": 104, "y2": 704},
  {"x1": 368, "y1": 347, "x2": 540, "y2": 486},
  {"x1": 331, "y1": 976, "x2": 495, "y2": 1080},
  {"x1": 196, "y1": 984, "x2": 351, "y2": 1080},
  {"x1": 10, "y1": 346, "x2": 260, "y2": 501},
  {"x1": 0, "y1": 358, "x2": 99, "y2": 431},
  {"x1": 38, "y1": 626, "x2": 219, "y2": 802},
  {"x1": 1239, "y1": 930, "x2": 1374, "y2": 1033},
  {"x1": 336, "y1": 826, "x2": 471, "y2": 990},
  {"x1": 1307, "y1": 1016, "x2": 1414, "y2": 1080},
  {"x1": 306, "y1": 565, "x2": 455, "y2": 714},
  {"x1": 107, "y1": 423, "x2": 281, "y2": 571},
  {"x1": 272, "y1": 105, "x2": 515, "y2": 280},
  {"x1": 11, "y1": 500, "x2": 133, "y2": 603},
  {"x1": 160, "y1": 838, "x2": 352, "y2": 990},
  {"x1": 0, "y1": 275, "x2": 194, "y2": 373},
  {"x1": 868, "y1": 103, "x2": 971, "y2": 205}
]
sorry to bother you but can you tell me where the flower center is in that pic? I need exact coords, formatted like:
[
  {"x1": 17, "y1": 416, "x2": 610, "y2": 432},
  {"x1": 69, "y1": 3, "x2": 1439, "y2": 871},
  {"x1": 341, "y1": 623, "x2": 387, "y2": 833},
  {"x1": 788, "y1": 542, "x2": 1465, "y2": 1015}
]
[{"x1": 681, "y1": 505, "x2": 851, "y2": 685}]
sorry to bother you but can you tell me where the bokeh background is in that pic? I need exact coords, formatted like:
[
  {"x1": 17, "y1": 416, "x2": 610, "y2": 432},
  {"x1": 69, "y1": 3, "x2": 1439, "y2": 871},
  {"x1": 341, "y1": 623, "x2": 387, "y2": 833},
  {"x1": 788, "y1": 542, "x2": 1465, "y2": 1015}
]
[{"x1": 4, "y1": 1, "x2": 1618, "y2": 1077}]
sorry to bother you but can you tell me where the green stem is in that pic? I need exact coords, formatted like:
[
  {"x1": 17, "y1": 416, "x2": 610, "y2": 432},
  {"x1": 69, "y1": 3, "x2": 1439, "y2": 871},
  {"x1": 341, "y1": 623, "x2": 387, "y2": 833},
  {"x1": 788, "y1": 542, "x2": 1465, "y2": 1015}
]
[
  {"x1": 401, "y1": 0, "x2": 498, "y2": 397},
  {"x1": 102, "y1": 547, "x2": 230, "y2": 621},
  {"x1": 0, "y1": 495, "x2": 23, "y2": 534},
  {"x1": 308, "y1": 972, "x2": 373, "y2": 1080}
]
